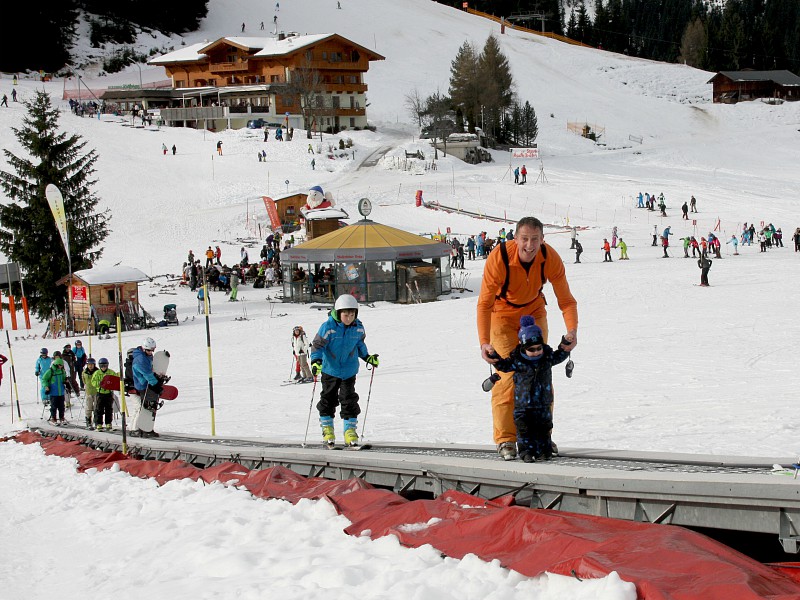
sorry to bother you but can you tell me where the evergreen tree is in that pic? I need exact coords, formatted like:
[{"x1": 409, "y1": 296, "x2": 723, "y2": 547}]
[
  {"x1": 0, "y1": 91, "x2": 109, "y2": 318},
  {"x1": 478, "y1": 34, "x2": 514, "y2": 143},
  {"x1": 520, "y1": 101, "x2": 539, "y2": 146},
  {"x1": 679, "y1": 17, "x2": 707, "y2": 67},
  {"x1": 448, "y1": 41, "x2": 481, "y2": 132}
]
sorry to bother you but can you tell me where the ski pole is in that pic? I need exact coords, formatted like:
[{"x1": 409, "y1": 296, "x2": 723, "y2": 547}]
[
  {"x1": 359, "y1": 365, "x2": 377, "y2": 442},
  {"x1": 301, "y1": 375, "x2": 318, "y2": 448}
]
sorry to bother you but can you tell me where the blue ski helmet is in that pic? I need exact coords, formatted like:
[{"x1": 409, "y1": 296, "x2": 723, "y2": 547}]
[
  {"x1": 40, "y1": 348, "x2": 49, "y2": 356},
  {"x1": 98, "y1": 358, "x2": 109, "y2": 366},
  {"x1": 86, "y1": 357, "x2": 96, "y2": 365}
]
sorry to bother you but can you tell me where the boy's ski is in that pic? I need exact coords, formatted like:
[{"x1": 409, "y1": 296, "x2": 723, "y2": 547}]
[
  {"x1": 280, "y1": 379, "x2": 314, "y2": 386},
  {"x1": 325, "y1": 443, "x2": 373, "y2": 451}
]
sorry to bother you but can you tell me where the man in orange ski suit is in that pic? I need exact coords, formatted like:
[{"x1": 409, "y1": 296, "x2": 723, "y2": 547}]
[{"x1": 477, "y1": 217, "x2": 578, "y2": 457}]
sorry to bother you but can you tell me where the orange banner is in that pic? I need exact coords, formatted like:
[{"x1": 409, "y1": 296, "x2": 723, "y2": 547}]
[{"x1": 262, "y1": 196, "x2": 282, "y2": 231}]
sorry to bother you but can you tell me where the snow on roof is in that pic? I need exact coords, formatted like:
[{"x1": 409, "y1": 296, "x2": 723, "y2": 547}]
[
  {"x1": 150, "y1": 34, "x2": 337, "y2": 66},
  {"x1": 73, "y1": 265, "x2": 149, "y2": 285},
  {"x1": 302, "y1": 207, "x2": 350, "y2": 220},
  {"x1": 253, "y1": 33, "x2": 334, "y2": 57},
  {"x1": 149, "y1": 42, "x2": 209, "y2": 65}
]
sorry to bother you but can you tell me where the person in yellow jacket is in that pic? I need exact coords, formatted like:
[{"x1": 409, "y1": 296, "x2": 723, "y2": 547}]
[
  {"x1": 477, "y1": 216, "x2": 578, "y2": 460},
  {"x1": 91, "y1": 358, "x2": 118, "y2": 431}
]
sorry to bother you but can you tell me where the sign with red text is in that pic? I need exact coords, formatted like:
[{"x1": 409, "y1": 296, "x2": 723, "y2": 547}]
[{"x1": 510, "y1": 147, "x2": 539, "y2": 160}]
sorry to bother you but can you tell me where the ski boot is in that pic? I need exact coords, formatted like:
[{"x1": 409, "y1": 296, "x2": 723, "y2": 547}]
[
  {"x1": 497, "y1": 442, "x2": 517, "y2": 461},
  {"x1": 343, "y1": 418, "x2": 359, "y2": 447},
  {"x1": 85, "y1": 417, "x2": 93, "y2": 429},
  {"x1": 96, "y1": 424, "x2": 104, "y2": 431},
  {"x1": 320, "y1": 416, "x2": 335, "y2": 447}
]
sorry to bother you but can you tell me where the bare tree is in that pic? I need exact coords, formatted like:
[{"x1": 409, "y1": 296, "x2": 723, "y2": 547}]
[
  {"x1": 285, "y1": 56, "x2": 326, "y2": 139},
  {"x1": 404, "y1": 87, "x2": 425, "y2": 128},
  {"x1": 679, "y1": 18, "x2": 707, "y2": 68}
]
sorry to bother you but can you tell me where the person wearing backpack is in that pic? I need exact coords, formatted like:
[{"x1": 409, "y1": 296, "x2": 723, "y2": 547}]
[{"x1": 477, "y1": 216, "x2": 578, "y2": 461}]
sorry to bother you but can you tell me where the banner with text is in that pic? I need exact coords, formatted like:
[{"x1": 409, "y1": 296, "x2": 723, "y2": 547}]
[{"x1": 510, "y1": 147, "x2": 539, "y2": 160}]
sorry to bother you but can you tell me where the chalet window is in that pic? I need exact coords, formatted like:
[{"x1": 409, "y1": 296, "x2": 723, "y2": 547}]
[
  {"x1": 287, "y1": 206, "x2": 296, "y2": 216},
  {"x1": 305, "y1": 50, "x2": 313, "y2": 61},
  {"x1": 334, "y1": 75, "x2": 344, "y2": 84},
  {"x1": 349, "y1": 96, "x2": 355, "y2": 108},
  {"x1": 175, "y1": 80, "x2": 186, "y2": 88},
  {"x1": 321, "y1": 52, "x2": 327, "y2": 59},
  {"x1": 332, "y1": 96, "x2": 340, "y2": 108},
  {"x1": 348, "y1": 75, "x2": 358, "y2": 84},
  {"x1": 352, "y1": 50, "x2": 360, "y2": 62},
  {"x1": 314, "y1": 95, "x2": 324, "y2": 108},
  {"x1": 282, "y1": 97, "x2": 294, "y2": 107},
  {"x1": 271, "y1": 74, "x2": 281, "y2": 83},
  {"x1": 350, "y1": 118, "x2": 356, "y2": 127},
  {"x1": 106, "y1": 289, "x2": 116, "y2": 303}
]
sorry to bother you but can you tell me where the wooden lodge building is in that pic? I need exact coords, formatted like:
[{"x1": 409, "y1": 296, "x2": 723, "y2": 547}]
[
  {"x1": 103, "y1": 32, "x2": 385, "y2": 132},
  {"x1": 708, "y1": 70, "x2": 800, "y2": 104}
]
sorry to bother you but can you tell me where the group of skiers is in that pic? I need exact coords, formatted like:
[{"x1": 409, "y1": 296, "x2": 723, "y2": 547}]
[{"x1": 36, "y1": 337, "x2": 166, "y2": 436}]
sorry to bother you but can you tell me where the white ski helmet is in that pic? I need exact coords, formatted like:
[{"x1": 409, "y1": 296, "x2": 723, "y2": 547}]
[
  {"x1": 142, "y1": 337, "x2": 157, "y2": 351},
  {"x1": 334, "y1": 294, "x2": 358, "y2": 320}
]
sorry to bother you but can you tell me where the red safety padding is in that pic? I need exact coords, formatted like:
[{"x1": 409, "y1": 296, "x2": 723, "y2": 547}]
[
  {"x1": 10, "y1": 432, "x2": 800, "y2": 600},
  {"x1": 239, "y1": 465, "x2": 372, "y2": 502}
]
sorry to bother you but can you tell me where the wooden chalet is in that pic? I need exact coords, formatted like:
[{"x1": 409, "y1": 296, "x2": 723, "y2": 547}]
[
  {"x1": 139, "y1": 32, "x2": 384, "y2": 131},
  {"x1": 708, "y1": 70, "x2": 800, "y2": 103}
]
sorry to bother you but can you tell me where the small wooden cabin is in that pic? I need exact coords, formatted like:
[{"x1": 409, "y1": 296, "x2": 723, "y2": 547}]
[
  {"x1": 57, "y1": 266, "x2": 150, "y2": 333},
  {"x1": 708, "y1": 70, "x2": 800, "y2": 103}
]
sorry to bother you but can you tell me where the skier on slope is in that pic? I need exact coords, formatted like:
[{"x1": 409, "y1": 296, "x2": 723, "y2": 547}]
[
  {"x1": 82, "y1": 357, "x2": 99, "y2": 428},
  {"x1": 131, "y1": 337, "x2": 163, "y2": 438},
  {"x1": 310, "y1": 294, "x2": 380, "y2": 447},
  {"x1": 41, "y1": 357, "x2": 68, "y2": 425},
  {"x1": 292, "y1": 326, "x2": 313, "y2": 382}
]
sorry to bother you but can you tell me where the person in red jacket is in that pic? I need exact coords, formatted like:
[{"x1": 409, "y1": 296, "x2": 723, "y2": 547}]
[
  {"x1": 602, "y1": 238, "x2": 612, "y2": 262},
  {"x1": 0, "y1": 353, "x2": 7, "y2": 389},
  {"x1": 520, "y1": 164, "x2": 527, "y2": 183}
]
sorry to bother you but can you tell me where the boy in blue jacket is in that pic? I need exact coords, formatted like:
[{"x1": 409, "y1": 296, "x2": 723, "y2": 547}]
[
  {"x1": 310, "y1": 294, "x2": 379, "y2": 447},
  {"x1": 489, "y1": 316, "x2": 571, "y2": 462}
]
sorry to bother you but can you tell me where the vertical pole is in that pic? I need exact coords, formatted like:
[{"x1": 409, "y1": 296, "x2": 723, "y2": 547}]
[
  {"x1": 21, "y1": 297, "x2": 31, "y2": 330},
  {"x1": 202, "y1": 271, "x2": 216, "y2": 436},
  {"x1": 115, "y1": 288, "x2": 128, "y2": 453},
  {"x1": 5, "y1": 331, "x2": 22, "y2": 420},
  {"x1": 0, "y1": 291, "x2": 4, "y2": 329}
]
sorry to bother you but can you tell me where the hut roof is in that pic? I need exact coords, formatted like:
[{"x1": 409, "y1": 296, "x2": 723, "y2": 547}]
[
  {"x1": 58, "y1": 265, "x2": 149, "y2": 286},
  {"x1": 282, "y1": 220, "x2": 451, "y2": 262}
]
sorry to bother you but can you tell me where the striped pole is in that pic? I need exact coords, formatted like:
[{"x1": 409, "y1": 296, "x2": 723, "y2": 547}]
[
  {"x1": 116, "y1": 309, "x2": 128, "y2": 454},
  {"x1": 5, "y1": 331, "x2": 22, "y2": 421},
  {"x1": 202, "y1": 273, "x2": 216, "y2": 436}
]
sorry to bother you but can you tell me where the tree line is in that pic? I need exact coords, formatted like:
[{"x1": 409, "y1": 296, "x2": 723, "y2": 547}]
[
  {"x1": 0, "y1": 1, "x2": 209, "y2": 73},
  {"x1": 437, "y1": 0, "x2": 800, "y2": 72},
  {"x1": 406, "y1": 34, "x2": 539, "y2": 148}
]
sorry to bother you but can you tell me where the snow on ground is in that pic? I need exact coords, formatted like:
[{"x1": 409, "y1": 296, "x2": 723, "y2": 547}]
[{"x1": 1, "y1": 0, "x2": 800, "y2": 596}]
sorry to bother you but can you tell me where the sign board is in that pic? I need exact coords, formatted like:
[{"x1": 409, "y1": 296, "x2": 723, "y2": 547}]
[
  {"x1": 357, "y1": 198, "x2": 372, "y2": 218},
  {"x1": 0, "y1": 263, "x2": 21, "y2": 287},
  {"x1": 262, "y1": 196, "x2": 283, "y2": 231},
  {"x1": 71, "y1": 285, "x2": 88, "y2": 301},
  {"x1": 510, "y1": 147, "x2": 539, "y2": 160}
]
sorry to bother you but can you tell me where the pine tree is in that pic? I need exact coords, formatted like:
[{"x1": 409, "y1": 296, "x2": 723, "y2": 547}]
[
  {"x1": 0, "y1": 91, "x2": 109, "y2": 318},
  {"x1": 478, "y1": 34, "x2": 514, "y2": 144},
  {"x1": 448, "y1": 41, "x2": 481, "y2": 132},
  {"x1": 520, "y1": 101, "x2": 539, "y2": 147}
]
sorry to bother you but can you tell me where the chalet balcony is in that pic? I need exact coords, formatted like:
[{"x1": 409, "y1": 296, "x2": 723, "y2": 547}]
[
  {"x1": 306, "y1": 60, "x2": 366, "y2": 71},
  {"x1": 210, "y1": 60, "x2": 250, "y2": 73},
  {"x1": 319, "y1": 83, "x2": 368, "y2": 93}
]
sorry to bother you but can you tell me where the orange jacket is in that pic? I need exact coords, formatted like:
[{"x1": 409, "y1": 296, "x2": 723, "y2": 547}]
[
  {"x1": 477, "y1": 241, "x2": 578, "y2": 346},
  {"x1": 206, "y1": 248, "x2": 214, "y2": 259},
  {"x1": 602, "y1": 241, "x2": 610, "y2": 252}
]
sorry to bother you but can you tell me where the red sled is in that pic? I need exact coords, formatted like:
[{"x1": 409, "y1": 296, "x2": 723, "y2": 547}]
[{"x1": 99, "y1": 374, "x2": 179, "y2": 400}]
